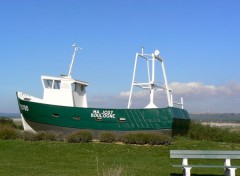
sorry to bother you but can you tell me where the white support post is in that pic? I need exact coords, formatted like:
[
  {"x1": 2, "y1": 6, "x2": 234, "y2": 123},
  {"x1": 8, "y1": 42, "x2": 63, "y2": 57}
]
[
  {"x1": 147, "y1": 59, "x2": 150, "y2": 85},
  {"x1": 170, "y1": 92, "x2": 173, "y2": 107},
  {"x1": 128, "y1": 53, "x2": 139, "y2": 108},
  {"x1": 149, "y1": 54, "x2": 156, "y2": 106},
  {"x1": 182, "y1": 158, "x2": 188, "y2": 165},
  {"x1": 183, "y1": 167, "x2": 192, "y2": 176},
  {"x1": 161, "y1": 61, "x2": 172, "y2": 107},
  {"x1": 225, "y1": 168, "x2": 236, "y2": 176},
  {"x1": 225, "y1": 159, "x2": 231, "y2": 166},
  {"x1": 181, "y1": 97, "x2": 184, "y2": 109},
  {"x1": 224, "y1": 159, "x2": 236, "y2": 176},
  {"x1": 182, "y1": 158, "x2": 191, "y2": 176}
]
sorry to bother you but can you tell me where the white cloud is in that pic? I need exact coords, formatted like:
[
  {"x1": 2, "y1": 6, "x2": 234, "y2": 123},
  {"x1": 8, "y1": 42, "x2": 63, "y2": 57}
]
[
  {"x1": 120, "y1": 81, "x2": 240, "y2": 99},
  {"x1": 119, "y1": 90, "x2": 147, "y2": 98},
  {"x1": 169, "y1": 81, "x2": 240, "y2": 97},
  {"x1": 88, "y1": 81, "x2": 240, "y2": 113}
]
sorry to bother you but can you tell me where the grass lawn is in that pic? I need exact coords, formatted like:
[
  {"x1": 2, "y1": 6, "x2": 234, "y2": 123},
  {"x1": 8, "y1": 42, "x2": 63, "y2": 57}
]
[{"x1": 1, "y1": 138, "x2": 240, "y2": 176}]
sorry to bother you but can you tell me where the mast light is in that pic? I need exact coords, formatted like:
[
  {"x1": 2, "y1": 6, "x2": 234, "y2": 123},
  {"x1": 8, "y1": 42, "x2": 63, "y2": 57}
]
[{"x1": 154, "y1": 49, "x2": 160, "y2": 57}]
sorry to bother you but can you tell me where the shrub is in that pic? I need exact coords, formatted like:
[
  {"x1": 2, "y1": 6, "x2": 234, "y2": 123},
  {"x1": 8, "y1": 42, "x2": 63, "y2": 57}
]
[
  {"x1": 121, "y1": 133, "x2": 171, "y2": 145},
  {"x1": 131, "y1": 133, "x2": 148, "y2": 145},
  {"x1": 20, "y1": 131, "x2": 38, "y2": 141},
  {"x1": 121, "y1": 133, "x2": 140, "y2": 144},
  {"x1": 16, "y1": 124, "x2": 24, "y2": 130},
  {"x1": 19, "y1": 131, "x2": 64, "y2": 142},
  {"x1": 187, "y1": 121, "x2": 240, "y2": 143},
  {"x1": 147, "y1": 133, "x2": 172, "y2": 145},
  {"x1": 0, "y1": 117, "x2": 17, "y2": 128},
  {"x1": 0, "y1": 126, "x2": 17, "y2": 139},
  {"x1": 37, "y1": 131, "x2": 64, "y2": 141},
  {"x1": 66, "y1": 130, "x2": 92, "y2": 143},
  {"x1": 100, "y1": 132, "x2": 115, "y2": 143}
]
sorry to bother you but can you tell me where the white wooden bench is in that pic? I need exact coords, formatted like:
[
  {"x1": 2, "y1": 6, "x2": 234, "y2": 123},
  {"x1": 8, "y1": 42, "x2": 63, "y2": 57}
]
[{"x1": 170, "y1": 150, "x2": 240, "y2": 176}]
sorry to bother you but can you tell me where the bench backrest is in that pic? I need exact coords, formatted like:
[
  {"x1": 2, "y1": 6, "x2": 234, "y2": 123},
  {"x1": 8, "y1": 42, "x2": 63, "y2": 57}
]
[{"x1": 170, "y1": 150, "x2": 240, "y2": 159}]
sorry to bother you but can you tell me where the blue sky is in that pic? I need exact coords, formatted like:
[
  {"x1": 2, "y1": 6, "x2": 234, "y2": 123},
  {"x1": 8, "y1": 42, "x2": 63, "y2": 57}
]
[{"x1": 1, "y1": 0, "x2": 240, "y2": 113}]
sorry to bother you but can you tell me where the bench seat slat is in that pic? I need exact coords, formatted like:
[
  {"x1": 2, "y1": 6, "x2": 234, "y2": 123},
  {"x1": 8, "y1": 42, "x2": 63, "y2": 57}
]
[
  {"x1": 171, "y1": 154, "x2": 240, "y2": 159},
  {"x1": 172, "y1": 165, "x2": 240, "y2": 168},
  {"x1": 170, "y1": 150, "x2": 240, "y2": 159},
  {"x1": 171, "y1": 150, "x2": 240, "y2": 155}
]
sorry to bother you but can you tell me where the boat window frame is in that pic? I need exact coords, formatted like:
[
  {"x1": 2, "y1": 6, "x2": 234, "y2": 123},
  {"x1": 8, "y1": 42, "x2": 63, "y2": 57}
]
[
  {"x1": 71, "y1": 83, "x2": 77, "y2": 92},
  {"x1": 81, "y1": 85, "x2": 84, "y2": 92},
  {"x1": 53, "y1": 80, "x2": 61, "y2": 89},
  {"x1": 72, "y1": 83, "x2": 85, "y2": 92},
  {"x1": 43, "y1": 79, "x2": 53, "y2": 89}
]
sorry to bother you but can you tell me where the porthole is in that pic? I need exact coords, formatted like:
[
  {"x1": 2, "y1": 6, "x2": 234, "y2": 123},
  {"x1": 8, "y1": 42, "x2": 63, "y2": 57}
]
[
  {"x1": 118, "y1": 117, "x2": 126, "y2": 122},
  {"x1": 96, "y1": 117, "x2": 102, "y2": 121},
  {"x1": 52, "y1": 113, "x2": 59, "y2": 118},
  {"x1": 73, "y1": 116, "x2": 80, "y2": 120}
]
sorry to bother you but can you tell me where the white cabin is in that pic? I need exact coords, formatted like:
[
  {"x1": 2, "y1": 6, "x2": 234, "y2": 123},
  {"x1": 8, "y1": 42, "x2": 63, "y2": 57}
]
[
  {"x1": 41, "y1": 75, "x2": 89, "y2": 107},
  {"x1": 39, "y1": 44, "x2": 89, "y2": 107}
]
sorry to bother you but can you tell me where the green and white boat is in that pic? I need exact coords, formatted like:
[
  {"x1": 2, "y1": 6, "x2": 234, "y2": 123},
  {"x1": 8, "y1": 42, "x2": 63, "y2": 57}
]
[{"x1": 16, "y1": 44, "x2": 190, "y2": 136}]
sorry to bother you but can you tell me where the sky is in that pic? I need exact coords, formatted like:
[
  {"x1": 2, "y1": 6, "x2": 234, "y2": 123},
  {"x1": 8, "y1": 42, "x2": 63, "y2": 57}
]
[{"x1": 0, "y1": 0, "x2": 240, "y2": 113}]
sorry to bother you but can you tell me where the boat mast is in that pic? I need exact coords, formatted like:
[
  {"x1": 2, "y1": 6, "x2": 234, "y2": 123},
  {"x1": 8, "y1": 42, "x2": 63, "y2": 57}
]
[
  {"x1": 158, "y1": 54, "x2": 173, "y2": 107},
  {"x1": 127, "y1": 52, "x2": 139, "y2": 109},
  {"x1": 68, "y1": 44, "x2": 81, "y2": 77},
  {"x1": 127, "y1": 48, "x2": 173, "y2": 109}
]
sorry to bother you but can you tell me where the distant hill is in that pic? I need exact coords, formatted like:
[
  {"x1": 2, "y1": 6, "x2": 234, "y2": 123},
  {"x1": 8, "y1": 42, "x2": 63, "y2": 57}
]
[
  {"x1": 190, "y1": 113, "x2": 240, "y2": 123},
  {"x1": 0, "y1": 113, "x2": 21, "y2": 118}
]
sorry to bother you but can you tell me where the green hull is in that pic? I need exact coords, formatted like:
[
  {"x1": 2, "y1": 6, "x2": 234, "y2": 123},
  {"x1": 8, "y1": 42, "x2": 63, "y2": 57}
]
[{"x1": 17, "y1": 96, "x2": 190, "y2": 135}]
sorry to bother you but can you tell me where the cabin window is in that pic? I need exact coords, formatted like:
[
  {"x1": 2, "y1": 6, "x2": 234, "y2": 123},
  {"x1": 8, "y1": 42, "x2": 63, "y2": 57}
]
[
  {"x1": 54, "y1": 80, "x2": 61, "y2": 89},
  {"x1": 44, "y1": 79, "x2": 53, "y2": 89},
  {"x1": 81, "y1": 85, "x2": 84, "y2": 91},
  {"x1": 72, "y1": 83, "x2": 85, "y2": 92},
  {"x1": 72, "y1": 83, "x2": 77, "y2": 91}
]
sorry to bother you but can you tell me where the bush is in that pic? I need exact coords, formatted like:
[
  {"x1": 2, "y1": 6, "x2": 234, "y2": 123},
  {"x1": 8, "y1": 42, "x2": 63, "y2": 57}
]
[
  {"x1": 148, "y1": 133, "x2": 172, "y2": 145},
  {"x1": 187, "y1": 121, "x2": 240, "y2": 143},
  {"x1": 121, "y1": 133, "x2": 142, "y2": 144},
  {"x1": 20, "y1": 131, "x2": 38, "y2": 141},
  {"x1": 122, "y1": 133, "x2": 143, "y2": 145},
  {"x1": 37, "y1": 131, "x2": 64, "y2": 141},
  {"x1": 121, "y1": 133, "x2": 172, "y2": 145},
  {"x1": 16, "y1": 124, "x2": 24, "y2": 130},
  {"x1": 19, "y1": 131, "x2": 64, "y2": 142},
  {"x1": 66, "y1": 130, "x2": 92, "y2": 143},
  {"x1": 0, "y1": 117, "x2": 17, "y2": 128},
  {"x1": 100, "y1": 132, "x2": 115, "y2": 143},
  {"x1": 0, "y1": 126, "x2": 17, "y2": 139}
]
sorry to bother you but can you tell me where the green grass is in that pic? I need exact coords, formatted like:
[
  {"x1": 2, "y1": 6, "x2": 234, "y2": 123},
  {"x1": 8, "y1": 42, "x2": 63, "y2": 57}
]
[{"x1": 1, "y1": 138, "x2": 240, "y2": 176}]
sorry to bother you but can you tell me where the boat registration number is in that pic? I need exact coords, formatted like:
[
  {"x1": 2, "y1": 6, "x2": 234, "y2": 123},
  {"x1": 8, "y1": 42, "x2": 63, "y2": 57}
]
[
  {"x1": 91, "y1": 110, "x2": 115, "y2": 118},
  {"x1": 20, "y1": 104, "x2": 29, "y2": 111}
]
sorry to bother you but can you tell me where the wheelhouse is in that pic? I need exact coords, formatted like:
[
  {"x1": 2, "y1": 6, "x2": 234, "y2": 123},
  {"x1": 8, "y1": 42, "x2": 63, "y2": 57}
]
[{"x1": 41, "y1": 75, "x2": 89, "y2": 107}]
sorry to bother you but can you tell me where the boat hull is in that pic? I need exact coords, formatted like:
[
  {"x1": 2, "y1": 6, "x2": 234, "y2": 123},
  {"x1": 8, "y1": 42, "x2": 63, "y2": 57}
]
[{"x1": 17, "y1": 95, "x2": 190, "y2": 136}]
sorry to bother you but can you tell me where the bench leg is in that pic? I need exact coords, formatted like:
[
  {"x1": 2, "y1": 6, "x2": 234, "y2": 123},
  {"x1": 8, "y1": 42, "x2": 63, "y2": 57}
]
[
  {"x1": 224, "y1": 168, "x2": 236, "y2": 176},
  {"x1": 183, "y1": 167, "x2": 192, "y2": 176}
]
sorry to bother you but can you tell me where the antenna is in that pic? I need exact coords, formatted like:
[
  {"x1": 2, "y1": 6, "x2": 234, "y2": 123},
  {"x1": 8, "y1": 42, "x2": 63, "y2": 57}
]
[
  {"x1": 141, "y1": 47, "x2": 144, "y2": 55},
  {"x1": 68, "y1": 44, "x2": 82, "y2": 77}
]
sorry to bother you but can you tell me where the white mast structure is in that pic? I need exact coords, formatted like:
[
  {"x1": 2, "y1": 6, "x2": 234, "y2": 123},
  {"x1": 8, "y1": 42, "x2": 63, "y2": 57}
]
[
  {"x1": 128, "y1": 48, "x2": 183, "y2": 109},
  {"x1": 68, "y1": 43, "x2": 82, "y2": 78}
]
